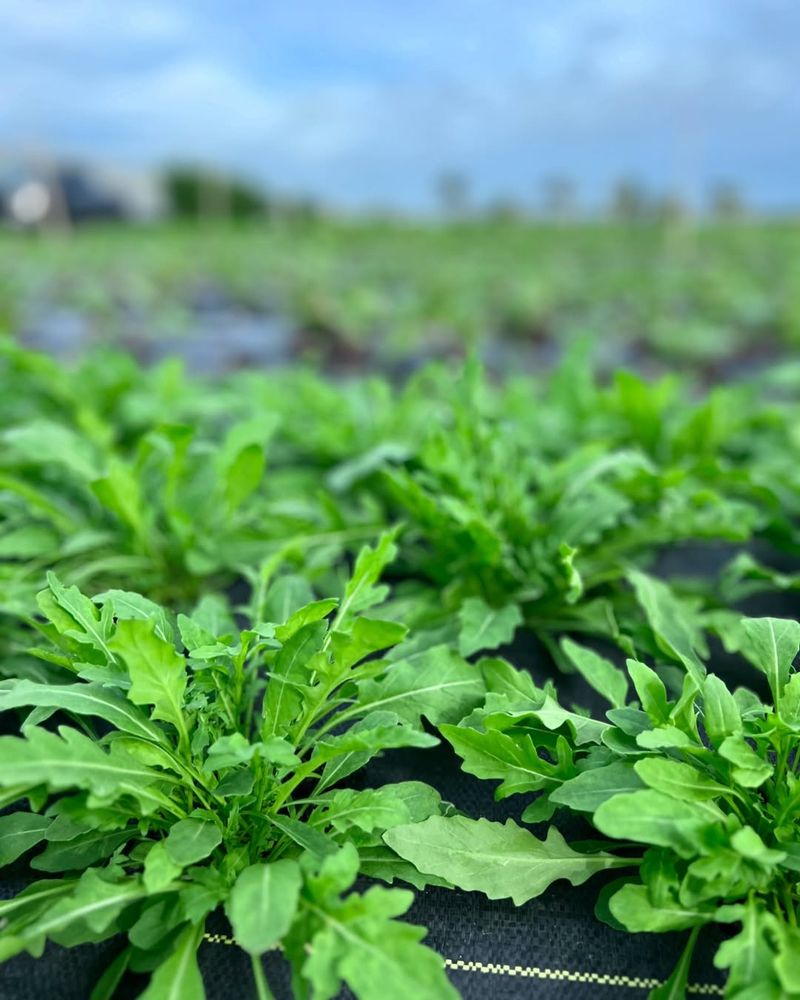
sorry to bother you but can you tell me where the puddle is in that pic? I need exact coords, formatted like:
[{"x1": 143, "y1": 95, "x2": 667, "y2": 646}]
[
  {"x1": 21, "y1": 301, "x2": 298, "y2": 374},
  {"x1": 141, "y1": 309, "x2": 297, "y2": 373},
  {"x1": 21, "y1": 307, "x2": 94, "y2": 360}
]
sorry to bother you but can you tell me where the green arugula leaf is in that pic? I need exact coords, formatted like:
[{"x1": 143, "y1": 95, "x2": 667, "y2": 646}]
[
  {"x1": 290, "y1": 845, "x2": 457, "y2": 1000},
  {"x1": 628, "y1": 570, "x2": 705, "y2": 682},
  {"x1": 702, "y1": 673, "x2": 742, "y2": 746},
  {"x1": 714, "y1": 899, "x2": 783, "y2": 996},
  {"x1": 310, "y1": 787, "x2": 412, "y2": 836},
  {"x1": 0, "y1": 870, "x2": 146, "y2": 960},
  {"x1": 332, "y1": 528, "x2": 400, "y2": 628},
  {"x1": 94, "y1": 589, "x2": 174, "y2": 643},
  {"x1": 0, "y1": 679, "x2": 165, "y2": 743},
  {"x1": 164, "y1": 820, "x2": 222, "y2": 867},
  {"x1": 549, "y1": 761, "x2": 643, "y2": 812},
  {"x1": 0, "y1": 813, "x2": 50, "y2": 866},
  {"x1": 633, "y1": 758, "x2": 731, "y2": 802},
  {"x1": 741, "y1": 617, "x2": 800, "y2": 706},
  {"x1": 31, "y1": 829, "x2": 131, "y2": 872},
  {"x1": 609, "y1": 882, "x2": 711, "y2": 933},
  {"x1": 385, "y1": 816, "x2": 628, "y2": 905},
  {"x1": 43, "y1": 572, "x2": 116, "y2": 660},
  {"x1": 561, "y1": 638, "x2": 628, "y2": 708},
  {"x1": 0, "y1": 727, "x2": 170, "y2": 812},
  {"x1": 224, "y1": 441, "x2": 265, "y2": 512},
  {"x1": 594, "y1": 789, "x2": 724, "y2": 857},
  {"x1": 356, "y1": 646, "x2": 484, "y2": 726},
  {"x1": 226, "y1": 860, "x2": 302, "y2": 955},
  {"x1": 109, "y1": 618, "x2": 189, "y2": 745},
  {"x1": 441, "y1": 724, "x2": 573, "y2": 797},
  {"x1": 458, "y1": 598, "x2": 522, "y2": 657},
  {"x1": 139, "y1": 922, "x2": 206, "y2": 1000}
]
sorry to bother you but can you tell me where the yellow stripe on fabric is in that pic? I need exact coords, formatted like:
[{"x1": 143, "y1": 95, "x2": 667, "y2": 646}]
[{"x1": 202, "y1": 932, "x2": 724, "y2": 995}]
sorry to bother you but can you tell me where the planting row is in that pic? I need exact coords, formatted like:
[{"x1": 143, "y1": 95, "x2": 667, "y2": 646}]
[{"x1": 4, "y1": 220, "x2": 800, "y2": 375}]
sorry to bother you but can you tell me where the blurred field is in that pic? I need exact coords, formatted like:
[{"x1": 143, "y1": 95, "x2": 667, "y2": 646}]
[{"x1": 2, "y1": 218, "x2": 800, "y2": 379}]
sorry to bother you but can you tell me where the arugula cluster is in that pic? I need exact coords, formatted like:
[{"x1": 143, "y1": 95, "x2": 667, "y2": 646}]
[
  {"x1": 0, "y1": 534, "x2": 483, "y2": 1000},
  {"x1": 386, "y1": 616, "x2": 800, "y2": 998},
  {"x1": 4, "y1": 340, "x2": 798, "y2": 660}
]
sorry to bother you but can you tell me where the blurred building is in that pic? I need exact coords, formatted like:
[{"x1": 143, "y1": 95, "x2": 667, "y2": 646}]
[{"x1": 0, "y1": 154, "x2": 165, "y2": 228}]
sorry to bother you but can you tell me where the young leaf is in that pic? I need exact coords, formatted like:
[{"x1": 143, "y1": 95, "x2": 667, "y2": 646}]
[
  {"x1": 741, "y1": 617, "x2": 800, "y2": 705},
  {"x1": 633, "y1": 758, "x2": 730, "y2": 802},
  {"x1": 310, "y1": 787, "x2": 412, "y2": 835},
  {"x1": 718, "y1": 736, "x2": 773, "y2": 788},
  {"x1": 139, "y1": 921, "x2": 206, "y2": 1000},
  {"x1": 549, "y1": 761, "x2": 643, "y2": 813},
  {"x1": 143, "y1": 842, "x2": 182, "y2": 893},
  {"x1": 594, "y1": 790, "x2": 724, "y2": 858},
  {"x1": 164, "y1": 820, "x2": 222, "y2": 867},
  {"x1": 94, "y1": 589, "x2": 174, "y2": 643},
  {"x1": 44, "y1": 572, "x2": 115, "y2": 660},
  {"x1": 702, "y1": 674, "x2": 742, "y2": 747},
  {"x1": 626, "y1": 659, "x2": 670, "y2": 724},
  {"x1": 628, "y1": 571, "x2": 705, "y2": 682},
  {"x1": 31, "y1": 829, "x2": 130, "y2": 872},
  {"x1": 295, "y1": 880, "x2": 457, "y2": 1000},
  {"x1": 108, "y1": 618, "x2": 188, "y2": 742},
  {"x1": 441, "y1": 724, "x2": 571, "y2": 797},
  {"x1": 224, "y1": 442, "x2": 265, "y2": 512},
  {"x1": 226, "y1": 860, "x2": 302, "y2": 955},
  {"x1": 560, "y1": 638, "x2": 628, "y2": 709},
  {"x1": 458, "y1": 598, "x2": 522, "y2": 657},
  {"x1": 714, "y1": 899, "x2": 782, "y2": 996},
  {"x1": 263, "y1": 620, "x2": 327, "y2": 737},
  {"x1": 332, "y1": 528, "x2": 400, "y2": 628},
  {"x1": 609, "y1": 883, "x2": 710, "y2": 933}
]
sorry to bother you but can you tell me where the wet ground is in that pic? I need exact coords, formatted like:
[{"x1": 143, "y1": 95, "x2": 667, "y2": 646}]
[{"x1": 18, "y1": 285, "x2": 786, "y2": 384}]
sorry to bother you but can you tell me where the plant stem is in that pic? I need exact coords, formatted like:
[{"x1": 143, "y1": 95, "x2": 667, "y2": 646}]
[
  {"x1": 250, "y1": 953, "x2": 276, "y2": 1000},
  {"x1": 782, "y1": 884, "x2": 797, "y2": 928}
]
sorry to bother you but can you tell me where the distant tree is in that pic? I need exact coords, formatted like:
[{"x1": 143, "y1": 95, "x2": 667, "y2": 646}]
[
  {"x1": 710, "y1": 182, "x2": 745, "y2": 220},
  {"x1": 485, "y1": 197, "x2": 522, "y2": 223},
  {"x1": 275, "y1": 197, "x2": 323, "y2": 224},
  {"x1": 610, "y1": 177, "x2": 649, "y2": 222},
  {"x1": 654, "y1": 193, "x2": 689, "y2": 224},
  {"x1": 541, "y1": 175, "x2": 576, "y2": 222},
  {"x1": 164, "y1": 167, "x2": 268, "y2": 220},
  {"x1": 436, "y1": 172, "x2": 469, "y2": 219}
]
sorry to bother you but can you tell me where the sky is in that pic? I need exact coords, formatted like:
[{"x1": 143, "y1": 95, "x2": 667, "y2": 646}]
[{"x1": 1, "y1": 0, "x2": 798, "y2": 212}]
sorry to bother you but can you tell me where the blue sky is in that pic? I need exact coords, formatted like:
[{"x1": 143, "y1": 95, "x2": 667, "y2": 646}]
[{"x1": 1, "y1": 0, "x2": 798, "y2": 211}]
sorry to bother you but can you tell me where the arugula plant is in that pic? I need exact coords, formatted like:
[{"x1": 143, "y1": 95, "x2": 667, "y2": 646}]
[
  {"x1": 4, "y1": 338, "x2": 799, "y2": 669},
  {"x1": 357, "y1": 361, "x2": 783, "y2": 655},
  {"x1": 0, "y1": 534, "x2": 481, "y2": 999},
  {"x1": 386, "y1": 616, "x2": 800, "y2": 999},
  {"x1": 0, "y1": 396, "x2": 378, "y2": 622}
]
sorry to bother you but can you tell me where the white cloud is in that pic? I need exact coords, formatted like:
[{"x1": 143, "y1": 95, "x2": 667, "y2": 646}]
[{"x1": 0, "y1": 0, "x2": 796, "y2": 208}]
